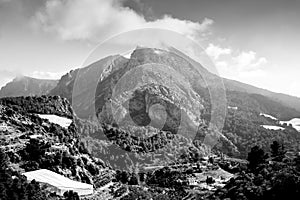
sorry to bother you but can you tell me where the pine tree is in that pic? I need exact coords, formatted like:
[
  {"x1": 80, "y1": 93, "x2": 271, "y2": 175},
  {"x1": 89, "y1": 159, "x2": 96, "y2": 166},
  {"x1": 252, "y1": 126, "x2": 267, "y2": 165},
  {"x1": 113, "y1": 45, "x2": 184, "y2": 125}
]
[
  {"x1": 0, "y1": 148, "x2": 8, "y2": 171},
  {"x1": 271, "y1": 141, "x2": 286, "y2": 161},
  {"x1": 247, "y1": 146, "x2": 267, "y2": 170}
]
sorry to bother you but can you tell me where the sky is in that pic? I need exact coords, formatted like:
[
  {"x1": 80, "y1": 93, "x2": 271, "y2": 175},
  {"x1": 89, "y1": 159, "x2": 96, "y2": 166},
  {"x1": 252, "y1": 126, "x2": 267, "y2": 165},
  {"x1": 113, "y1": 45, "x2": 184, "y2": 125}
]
[{"x1": 0, "y1": 0, "x2": 300, "y2": 97}]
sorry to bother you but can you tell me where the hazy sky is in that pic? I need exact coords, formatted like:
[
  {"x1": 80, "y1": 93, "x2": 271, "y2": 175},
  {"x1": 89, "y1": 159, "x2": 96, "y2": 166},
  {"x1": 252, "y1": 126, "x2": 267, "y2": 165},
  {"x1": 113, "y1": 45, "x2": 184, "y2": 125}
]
[{"x1": 0, "y1": 0, "x2": 300, "y2": 97}]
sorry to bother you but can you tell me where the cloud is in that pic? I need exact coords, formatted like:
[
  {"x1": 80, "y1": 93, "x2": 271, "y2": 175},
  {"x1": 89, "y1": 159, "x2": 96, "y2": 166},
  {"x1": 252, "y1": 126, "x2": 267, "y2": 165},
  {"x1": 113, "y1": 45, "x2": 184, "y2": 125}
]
[
  {"x1": 29, "y1": 71, "x2": 65, "y2": 80},
  {"x1": 32, "y1": 0, "x2": 213, "y2": 42},
  {"x1": 206, "y1": 43, "x2": 268, "y2": 81},
  {"x1": 205, "y1": 43, "x2": 231, "y2": 59},
  {"x1": 233, "y1": 51, "x2": 267, "y2": 71}
]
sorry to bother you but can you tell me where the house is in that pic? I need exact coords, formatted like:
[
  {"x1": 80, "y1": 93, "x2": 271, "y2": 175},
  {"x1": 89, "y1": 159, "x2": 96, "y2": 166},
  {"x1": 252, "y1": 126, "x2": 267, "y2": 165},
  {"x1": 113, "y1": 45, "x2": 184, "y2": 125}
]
[{"x1": 23, "y1": 169, "x2": 93, "y2": 196}]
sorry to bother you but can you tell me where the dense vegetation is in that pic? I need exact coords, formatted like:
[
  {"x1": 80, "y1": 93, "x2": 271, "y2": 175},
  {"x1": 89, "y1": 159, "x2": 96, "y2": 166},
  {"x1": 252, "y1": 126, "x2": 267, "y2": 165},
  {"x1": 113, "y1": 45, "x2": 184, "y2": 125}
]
[
  {"x1": 112, "y1": 141, "x2": 300, "y2": 200},
  {"x1": 2, "y1": 92, "x2": 300, "y2": 200},
  {"x1": 0, "y1": 96, "x2": 74, "y2": 118},
  {"x1": 0, "y1": 148, "x2": 47, "y2": 200},
  {"x1": 0, "y1": 149, "x2": 83, "y2": 200},
  {"x1": 0, "y1": 97, "x2": 107, "y2": 185},
  {"x1": 102, "y1": 123, "x2": 175, "y2": 153},
  {"x1": 222, "y1": 106, "x2": 300, "y2": 158},
  {"x1": 209, "y1": 142, "x2": 300, "y2": 200}
]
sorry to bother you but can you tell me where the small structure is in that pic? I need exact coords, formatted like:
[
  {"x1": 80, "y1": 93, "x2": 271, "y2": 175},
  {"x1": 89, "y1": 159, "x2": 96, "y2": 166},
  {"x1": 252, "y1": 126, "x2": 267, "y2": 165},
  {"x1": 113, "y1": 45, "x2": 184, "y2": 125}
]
[
  {"x1": 188, "y1": 177, "x2": 198, "y2": 186},
  {"x1": 23, "y1": 169, "x2": 93, "y2": 196}
]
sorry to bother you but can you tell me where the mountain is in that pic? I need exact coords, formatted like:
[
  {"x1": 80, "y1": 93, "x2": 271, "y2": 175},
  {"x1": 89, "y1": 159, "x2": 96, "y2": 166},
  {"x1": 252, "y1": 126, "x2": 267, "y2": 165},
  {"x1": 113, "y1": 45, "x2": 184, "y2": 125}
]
[
  {"x1": 50, "y1": 48, "x2": 238, "y2": 152},
  {"x1": 223, "y1": 78, "x2": 300, "y2": 114},
  {"x1": 49, "y1": 47, "x2": 300, "y2": 159},
  {"x1": 50, "y1": 47, "x2": 300, "y2": 121},
  {"x1": 0, "y1": 76, "x2": 58, "y2": 98}
]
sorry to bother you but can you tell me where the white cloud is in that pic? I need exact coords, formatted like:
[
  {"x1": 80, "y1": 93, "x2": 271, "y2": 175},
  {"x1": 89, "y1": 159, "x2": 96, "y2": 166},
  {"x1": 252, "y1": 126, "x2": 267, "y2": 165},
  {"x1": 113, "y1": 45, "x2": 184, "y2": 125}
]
[
  {"x1": 233, "y1": 51, "x2": 267, "y2": 71},
  {"x1": 253, "y1": 57, "x2": 268, "y2": 67},
  {"x1": 29, "y1": 71, "x2": 65, "y2": 80},
  {"x1": 205, "y1": 43, "x2": 231, "y2": 59},
  {"x1": 33, "y1": 0, "x2": 213, "y2": 42},
  {"x1": 206, "y1": 43, "x2": 268, "y2": 81},
  {"x1": 233, "y1": 51, "x2": 256, "y2": 67},
  {"x1": 215, "y1": 61, "x2": 228, "y2": 68}
]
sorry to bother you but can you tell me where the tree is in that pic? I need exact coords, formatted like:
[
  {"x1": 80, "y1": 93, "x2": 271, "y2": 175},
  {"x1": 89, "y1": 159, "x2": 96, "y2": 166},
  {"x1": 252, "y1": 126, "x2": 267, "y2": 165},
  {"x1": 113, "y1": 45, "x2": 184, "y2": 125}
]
[
  {"x1": 139, "y1": 172, "x2": 146, "y2": 183},
  {"x1": 247, "y1": 145, "x2": 267, "y2": 170},
  {"x1": 295, "y1": 154, "x2": 300, "y2": 171},
  {"x1": 0, "y1": 183, "x2": 8, "y2": 200},
  {"x1": 0, "y1": 150, "x2": 47, "y2": 200},
  {"x1": 120, "y1": 171, "x2": 130, "y2": 184},
  {"x1": 24, "y1": 139, "x2": 50, "y2": 161},
  {"x1": 271, "y1": 141, "x2": 281, "y2": 156},
  {"x1": 206, "y1": 176, "x2": 215, "y2": 184},
  {"x1": 128, "y1": 173, "x2": 139, "y2": 185},
  {"x1": 63, "y1": 190, "x2": 80, "y2": 200},
  {"x1": 271, "y1": 141, "x2": 286, "y2": 161},
  {"x1": 0, "y1": 148, "x2": 9, "y2": 171},
  {"x1": 208, "y1": 157, "x2": 214, "y2": 164}
]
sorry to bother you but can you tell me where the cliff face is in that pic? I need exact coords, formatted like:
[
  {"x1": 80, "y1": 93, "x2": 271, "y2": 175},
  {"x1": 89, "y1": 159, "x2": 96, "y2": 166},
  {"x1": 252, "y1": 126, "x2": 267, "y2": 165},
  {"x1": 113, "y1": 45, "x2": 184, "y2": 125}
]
[
  {"x1": 50, "y1": 55, "x2": 129, "y2": 119},
  {"x1": 0, "y1": 76, "x2": 58, "y2": 98}
]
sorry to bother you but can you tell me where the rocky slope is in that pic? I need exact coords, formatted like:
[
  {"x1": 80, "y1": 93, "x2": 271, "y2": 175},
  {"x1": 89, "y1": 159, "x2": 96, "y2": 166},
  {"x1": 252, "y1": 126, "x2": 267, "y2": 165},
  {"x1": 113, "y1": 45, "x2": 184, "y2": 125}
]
[
  {"x1": 0, "y1": 76, "x2": 58, "y2": 98},
  {"x1": 50, "y1": 55, "x2": 128, "y2": 119}
]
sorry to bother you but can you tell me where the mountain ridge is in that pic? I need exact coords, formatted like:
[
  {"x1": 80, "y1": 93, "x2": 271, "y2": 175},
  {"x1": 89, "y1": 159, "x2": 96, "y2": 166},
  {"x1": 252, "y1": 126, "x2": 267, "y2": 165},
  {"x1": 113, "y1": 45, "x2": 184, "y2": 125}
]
[{"x1": 0, "y1": 76, "x2": 58, "y2": 98}]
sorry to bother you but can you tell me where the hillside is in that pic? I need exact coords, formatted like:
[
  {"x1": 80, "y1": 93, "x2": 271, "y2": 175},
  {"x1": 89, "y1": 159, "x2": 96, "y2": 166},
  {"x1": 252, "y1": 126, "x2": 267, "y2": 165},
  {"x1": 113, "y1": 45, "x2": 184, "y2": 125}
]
[
  {"x1": 0, "y1": 76, "x2": 58, "y2": 98},
  {"x1": 0, "y1": 96, "x2": 108, "y2": 186},
  {"x1": 0, "y1": 95, "x2": 239, "y2": 200},
  {"x1": 224, "y1": 78, "x2": 300, "y2": 113},
  {"x1": 0, "y1": 95, "x2": 299, "y2": 200}
]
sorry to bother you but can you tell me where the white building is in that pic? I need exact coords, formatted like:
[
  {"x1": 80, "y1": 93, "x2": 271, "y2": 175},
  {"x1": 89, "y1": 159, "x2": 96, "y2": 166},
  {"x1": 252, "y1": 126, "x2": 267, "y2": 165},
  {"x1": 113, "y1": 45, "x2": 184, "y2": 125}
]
[
  {"x1": 23, "y1": 169, "x2": 93, "y2": 196},
  {"x1": 188, "y1": 177, "x2": 198, "y2": 186}
]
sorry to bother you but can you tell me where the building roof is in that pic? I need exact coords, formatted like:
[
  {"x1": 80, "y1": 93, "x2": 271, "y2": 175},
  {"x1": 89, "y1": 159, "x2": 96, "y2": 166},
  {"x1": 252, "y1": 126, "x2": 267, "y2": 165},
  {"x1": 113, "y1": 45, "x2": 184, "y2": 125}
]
[{"x1": 23, "y1": 169, "x2": 93, "y2": 191}]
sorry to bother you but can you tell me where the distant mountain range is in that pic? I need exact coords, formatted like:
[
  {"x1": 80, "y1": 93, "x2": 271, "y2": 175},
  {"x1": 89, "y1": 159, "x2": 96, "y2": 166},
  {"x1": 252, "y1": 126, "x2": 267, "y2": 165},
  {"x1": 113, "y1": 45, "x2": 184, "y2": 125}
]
[{"x1": 0, "y1": 76, "x2": 58, "y2": 98}]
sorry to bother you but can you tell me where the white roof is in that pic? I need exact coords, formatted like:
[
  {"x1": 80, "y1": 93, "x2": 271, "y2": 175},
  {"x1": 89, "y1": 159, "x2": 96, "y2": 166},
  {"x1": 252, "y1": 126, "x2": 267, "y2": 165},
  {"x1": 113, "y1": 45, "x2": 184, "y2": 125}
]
[
  {"x1": 260, "y1": 113, "x2": 277, "y2": 120},
  {"x1": 261, "y1": 125, "x2": 284, "y2": 130},
  {"x1": 23, "y1": 169, "x2": 93, "y2": 192},
  {"x1": 37, "y1": 114, "x2": 72, "y2": 128},
  {"x1": 280, "y1": 118, "x2": 300, "y2": 131}
]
